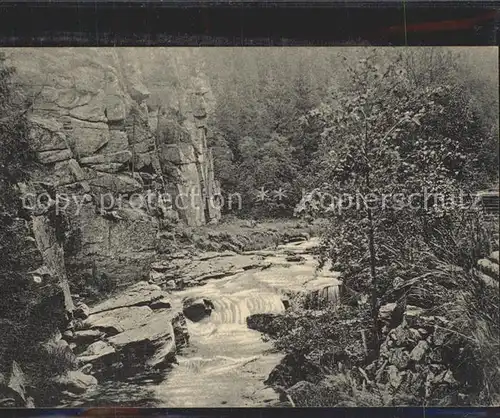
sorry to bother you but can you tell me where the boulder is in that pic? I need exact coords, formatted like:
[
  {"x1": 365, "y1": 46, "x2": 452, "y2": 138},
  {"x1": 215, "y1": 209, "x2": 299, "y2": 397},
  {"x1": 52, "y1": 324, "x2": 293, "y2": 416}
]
[
  {"x1": 388, "y1": 348, "x2": 410, "y2": 369},
  {"x1": 74, "y1": 302, "x2": 90, "y2": 320},
  {"x1": 386, "y1": 364, "x2": 402, "y2": 389},
  {"x1": 51, "y1": 371, "x2": 98, "y2": 395},
  {"x1": 71, "y1": 330, "x2": 105, "y2": 346},
  {"x1": 379, "y1": 303, "x2": 397, "y2": 322},
  {"x1": 84, "y1": 306, "x2": 154, "y2": 335},
  {"x1": 63, "y1": 330, "x2": 74, "y2": 340},
  {"x1": 285, "y1": 255, "x2": 306, "y2": 263},
  {"x1": 37, "y1": 149, "x2": 73, "y2": 164},
  {"x1": 89, "y1": 281, "x2": 165, "y2": 314},
  {"x1": 106, "y1": 313, "x2": 176, "y2": 369},
  {"x1": 149, "y1": 298, "x2": 172, "y2": 310},
  {"x1": 78, "y1": 341, "x2": 116, "y2": 364},
  {"x1": 409, "y1": 340, "x2": 428, "y2": 363},
  {"x1": 388, "y1": 323, "x2": 417, "y2": 347},
  {"x1": 182, "y1": 297, "x2": 215, "y2": 322}
]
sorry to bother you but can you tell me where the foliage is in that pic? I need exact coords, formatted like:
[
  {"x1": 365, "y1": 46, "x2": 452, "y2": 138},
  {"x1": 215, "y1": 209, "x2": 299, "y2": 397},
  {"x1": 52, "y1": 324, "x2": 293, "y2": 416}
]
[
  {"x1": 0, "y1": 53, "x2": 73, "y2": 405},
  {"x1": 252, "y1": 49, "x2": 499, "y2": 407},
  {"x1": 202, "y1": 49, "x2": 344, "y2": 217},
  {"x1": 202, "y1": 48, "x2": 498, "y2": 220},
  {"x1": 0, "y1": 52, "x2": 39, "y2": 332},
  {"x1": 296, "y1": 49, "x2": 498, "y2": 339}
]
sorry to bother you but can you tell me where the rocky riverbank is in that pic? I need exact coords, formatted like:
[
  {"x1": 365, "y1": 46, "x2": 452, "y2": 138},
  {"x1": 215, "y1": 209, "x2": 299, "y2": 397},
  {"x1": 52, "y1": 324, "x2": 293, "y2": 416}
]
[
  {"x1": 27, "y1": 223, "x2": 499, "y2": 408},
  {"x1": 247, "y1": 247, "x2": 500, "y2": 407},
  {"x1": 53, "y1": 233, "x2": 342, "y2": 407}
]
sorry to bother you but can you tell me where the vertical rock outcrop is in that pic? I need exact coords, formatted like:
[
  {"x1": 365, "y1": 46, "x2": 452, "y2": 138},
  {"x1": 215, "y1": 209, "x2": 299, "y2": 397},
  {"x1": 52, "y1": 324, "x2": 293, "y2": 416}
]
[{"x1": 5, "y1": 48, "x2": 221, "y2": 286}]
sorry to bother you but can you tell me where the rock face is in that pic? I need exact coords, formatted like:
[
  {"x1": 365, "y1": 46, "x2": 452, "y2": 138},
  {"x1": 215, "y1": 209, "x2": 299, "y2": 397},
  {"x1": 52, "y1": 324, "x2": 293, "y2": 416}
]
[{"x1": 6, "y1": 48, "x2": 221, "y2": 287}]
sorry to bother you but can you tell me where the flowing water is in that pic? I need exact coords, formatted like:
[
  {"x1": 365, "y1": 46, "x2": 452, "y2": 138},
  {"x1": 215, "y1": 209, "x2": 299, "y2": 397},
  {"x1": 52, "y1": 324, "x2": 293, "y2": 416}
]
[
  {"x1": 152, "y1": 238, "x2": 341, "y2": 407},
  {"x1": 66, "y1": 238, "x2": 342, "y2": 407}
]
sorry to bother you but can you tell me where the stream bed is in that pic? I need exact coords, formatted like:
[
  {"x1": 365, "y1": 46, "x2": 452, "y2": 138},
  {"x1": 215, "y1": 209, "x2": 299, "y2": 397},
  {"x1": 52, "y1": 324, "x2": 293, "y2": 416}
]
[{"x1": 64, "y1": 238, "x2": 341, "y2": 407}]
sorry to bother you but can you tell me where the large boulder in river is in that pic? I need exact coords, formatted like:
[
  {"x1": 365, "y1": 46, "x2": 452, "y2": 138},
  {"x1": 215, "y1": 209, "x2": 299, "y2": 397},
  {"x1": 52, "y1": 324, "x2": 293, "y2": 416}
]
[
  {"x1": 106, "y1": 312, "x2": 177, "y2": 370},
  {"x1": 78, "y1": 312, "x2": 178, "y2": 377},
  {"x1": 74, "y1": 279, "x2": 184, "y2": 377},
  {"x1": 182, "y1": 297, "x2": 214, "y2": 322}
]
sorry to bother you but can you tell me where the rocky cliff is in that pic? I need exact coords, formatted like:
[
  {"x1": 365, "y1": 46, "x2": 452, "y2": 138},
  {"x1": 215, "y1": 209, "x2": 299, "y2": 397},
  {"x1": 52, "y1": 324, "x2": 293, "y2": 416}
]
[{"x1": 5, "y1": 48, "x2": 221, "y2": 287}]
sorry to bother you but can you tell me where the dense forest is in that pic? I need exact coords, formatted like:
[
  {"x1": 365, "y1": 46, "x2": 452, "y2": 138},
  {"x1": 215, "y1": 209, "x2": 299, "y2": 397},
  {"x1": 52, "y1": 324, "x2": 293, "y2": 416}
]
[{"x1": 202, "y1": 47, "x2": 498, "y2": 217}]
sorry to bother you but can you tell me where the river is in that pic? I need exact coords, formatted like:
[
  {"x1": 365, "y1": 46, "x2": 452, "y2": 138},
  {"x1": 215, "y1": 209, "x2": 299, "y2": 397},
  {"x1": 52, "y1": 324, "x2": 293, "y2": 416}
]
[{"x1": 64, "y1": 238, "x2": 341, "y2": 407}]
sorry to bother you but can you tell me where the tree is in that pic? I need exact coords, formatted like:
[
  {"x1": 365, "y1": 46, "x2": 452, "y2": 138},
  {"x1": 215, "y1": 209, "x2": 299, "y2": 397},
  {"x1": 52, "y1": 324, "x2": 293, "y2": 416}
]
[
  {"x1": 0, "y1": 52, "x2": 38, "y2": 323},
  {"x1": 201, "y1": 48, "x2": 346, "y2": 217},
  {"x1": 0, "y1": 52, "x2": 40, "y2": 381},
  {"x1": 302, "y1": 50, "x2": 497, "y2": 349}
]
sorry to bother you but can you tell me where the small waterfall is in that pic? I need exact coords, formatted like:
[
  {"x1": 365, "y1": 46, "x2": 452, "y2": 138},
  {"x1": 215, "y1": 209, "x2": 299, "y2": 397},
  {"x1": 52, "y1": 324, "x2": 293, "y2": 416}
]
[
  {"x1": 210, "y1": 292, "x2": 286, "y2": 324},
  {"x1": 304, "y1": 284, "x2": 342, "y2": 310},
  {"x1": 318, "y1": 284, "x2": 341, "y2": 305}
]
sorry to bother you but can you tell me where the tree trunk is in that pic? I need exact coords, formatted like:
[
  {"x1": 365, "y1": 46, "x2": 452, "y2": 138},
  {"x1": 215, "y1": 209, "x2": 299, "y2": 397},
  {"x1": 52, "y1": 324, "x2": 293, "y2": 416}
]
[{"x1": 366, "y1": 206, "x2": 379, "y2": 349}]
